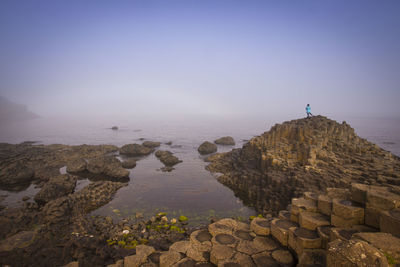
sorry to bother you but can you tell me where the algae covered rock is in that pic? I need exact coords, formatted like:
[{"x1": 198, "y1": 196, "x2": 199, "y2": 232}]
[
  {"x1": 214, "y1": 136, "x2": 235, "y2": 146},
  {"x1": 120, "y1": 143, "x2": 153, "y2": 156},
  {"x1": 66, "y1": 158, "x2": 87, "y2": 173},
  {"x1": 0, "y1": 161, "x2": 34, "y2": 187},
  {"x1": 121, "y1": 159, "x2": 137, "y2": 169},
  {"x1": 87, "y1": 156, "x2": 129, "y2": 180},
  {"x1": 142, "y1": 141, "x2": 161, "y2": 148},
  {"x1": 198, "y1": 141, "x2": 217, "y2": 155},
  {"x1": 34, "y1": 174, "x2": 77, "y2": 205},
  {"x1": 155, "y1": 150, "x2": 182, "y2": 167}
]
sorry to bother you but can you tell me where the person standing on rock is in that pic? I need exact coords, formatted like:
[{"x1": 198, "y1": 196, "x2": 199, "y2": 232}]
[{"x1": 306, "y1": 104, "x2": 313, "y2": 118}]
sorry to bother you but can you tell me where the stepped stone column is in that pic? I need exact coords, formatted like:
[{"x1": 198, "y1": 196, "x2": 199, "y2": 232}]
[
  {"x1": 288, "y1": 227, "x2": 322, "y2": 256},
  {"x1": 299, "y1": 211, "x2": 330, "y2": 230},
  {"x1": 380, "y1": 209, "x2": 400, "y2": 238},
  {"x1": 318, "y1": 195, "x2": 332, "y2": 216},
  {"x1": 366, "y1": 188, "x2": 400, "y2": 228},
  {"x1": 331, "y1": 199, "x2": 364, "y2": 227},
  {"x1": 291, "y1": 198, "x2": 317, "y2": 223},
  {"x1": 250, "y1": 217, "x2": 271, "y2": 236},
  {"x1": 271, "y1": 219, "x2": 298, "y2": 246}
]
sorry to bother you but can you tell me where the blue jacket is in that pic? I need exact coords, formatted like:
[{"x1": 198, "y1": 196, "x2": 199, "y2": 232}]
[{"x1": 306, "y1": 106, "x2": 311, "y2": 113}]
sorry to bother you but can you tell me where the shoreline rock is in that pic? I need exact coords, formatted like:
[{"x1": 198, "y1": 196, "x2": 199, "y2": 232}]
[
  {"x1": 214, "y1": 136, "x2": 235, "y2": 146},
  {"x1": 120, "y1": 143, "x2": 153, "y2": 156},
  {"x1": 207, "y1": 116, "x2": 400, "y2": 214},
  {"x1": 198, "y1": 141, "x2": 217, "y2": 155}
]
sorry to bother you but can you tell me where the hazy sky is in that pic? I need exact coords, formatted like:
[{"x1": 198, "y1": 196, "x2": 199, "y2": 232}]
[{"x1": 1, "y1": 0, "x2": 399, "y2": 120}]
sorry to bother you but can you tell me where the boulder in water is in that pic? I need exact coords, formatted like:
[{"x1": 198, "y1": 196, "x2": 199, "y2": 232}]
[
  {"x1": 120, "y1": 144, "x2": 153, "y2": 156},
  {"x1": 0, "y1": 162, "x2": 34, "y2": 188},
  {"x1": 142, "y1": 141, "x2": 161, "y2": 148},
  {"x1": 155, "y1": 150, "x2": 182, "y2": 167},
  {"x1": 198, "y1": 141, "x2": 217, "y2": 155},
  {"x1": 66, "y1": 158, "x2": 87, "y2": 173},
  {"x1": 122, "y1": 159, "x2": 137, "y2": 169},
  {"x1": 87, "y1": 156, "x2": 129, "y2": 180},
  {"x1": 214, "y1": 136, "x2": 235, "y2": 146},
  {"x1": 34, "y1": 174, "x2": 77, "y2": 205}
]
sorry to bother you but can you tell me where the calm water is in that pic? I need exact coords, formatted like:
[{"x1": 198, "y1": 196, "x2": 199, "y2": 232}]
[{"x1": 0, "y1": 115, "x2": 399, "y2": 225}]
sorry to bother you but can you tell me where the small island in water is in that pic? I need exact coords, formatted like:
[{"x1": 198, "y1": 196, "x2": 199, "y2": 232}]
[{"x1": 0, "y1": 116, "x2": 399, "y2": 266}]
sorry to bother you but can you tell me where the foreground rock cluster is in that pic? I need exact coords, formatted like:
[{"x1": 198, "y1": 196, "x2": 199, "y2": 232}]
[
  {"x1": 0, "y1": 140, "x2": 183, "y2": 266},
  {"x1": 207, "y1": 116, "x2": 400, "y2": 214},
  {"x1": 88, "y1": 182, "x2": 400, "y2": 267}
]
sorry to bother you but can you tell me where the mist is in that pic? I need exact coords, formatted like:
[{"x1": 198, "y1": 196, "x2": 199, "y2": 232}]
[{"x1": 1, "y1": 0, "x2": 400, "y2": 123}]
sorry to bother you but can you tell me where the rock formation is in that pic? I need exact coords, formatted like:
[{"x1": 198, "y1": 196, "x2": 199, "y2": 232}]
[
  {"x1": 215, "y1": 136, "x2": 235, "y2": 146},
  {"x1": 142, "y1": 141, "x2": 161, "y2": 148},
  {"x1": 94, "y1": 182, "x2": 400, "y2": 267},
  {"x1": 120, "y1": 143, "x2": 154, "y2": 156},
  {"x1": 198, "y1": 141, "x2": 217, "y2": 155},
  {"x1": 155, "y1": 150, "x2": 182, "y2": 172},
  {"x1": 207, "y1": 116, "x2": 400, "y2": 214}
]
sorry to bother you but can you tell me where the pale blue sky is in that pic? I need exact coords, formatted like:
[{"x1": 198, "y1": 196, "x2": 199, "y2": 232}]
[{"x1": 1, "y1": 0, "x2": 399, "y2": 119}]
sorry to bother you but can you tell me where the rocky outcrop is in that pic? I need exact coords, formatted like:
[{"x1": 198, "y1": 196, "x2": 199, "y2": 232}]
[
  {"x1": 66, "y1": 158, "x2": 87, "y2": 173},
  {"x1": 0, "y1": 143, "x2": 118, "y2": 190},
  {"x1": 34, "y1": 174, "x2": 77, "y2": 205},
  {"x1": 87, "y1": 156, "x2": 129, "y2": 181},
  {"x1": 142, "y1": 141, "x2": 161, "y2": 148},
  {"x1": 119, "y1": 143, "x2": 153, "y2": 156},
  {"x1": 198, "y1": 141, "x2": 217, "y2": 155},
  {"x1": 0, "y1": 179, "x2": 126, "y2": 266},
  {"x1": 207, "y1": 116, "x2": 400, "y2": 214},
  {"x1": 155, "y1": 150, "x2": 182, "y2": 170},
  {"x1": 0, "y1": 162, "x2": 34, "y2": 189},
  {"x1": 121, "y1": 159, "x2": 136, "y2": 169},
  {"x1": 215, "y1": 136, "x2": 235, "y2": 146}
]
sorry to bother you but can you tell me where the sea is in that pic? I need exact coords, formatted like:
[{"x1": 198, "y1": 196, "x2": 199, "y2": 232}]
[{"x1": 0, "y1": 115, "x2": 399, "y2": 226}]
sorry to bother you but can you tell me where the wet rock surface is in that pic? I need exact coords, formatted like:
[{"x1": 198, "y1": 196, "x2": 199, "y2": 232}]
[
  {"x1": 34, "y1": 174, "x2": 77, "y2": 205},
  {"x1": 198, "y1": 142, "x2": 217, "y2": 155},
  {"x1": 86, "y1": 156, "x2": 130, "y2": 181},
  {"x1": 120, "y1": 143, "x2": 154, "y2": 156},
  {"x1": 121, "y1": 159, "x2": 137, "y2": 169},
  {"x1": 142, "y1": 141, "x2": 161, "y2": 148},
  {"x1": 214, "y1": 137, "x2": 235, "y2": 146},
  {"x1": 207, "y1": 116, "x2": 400, "y2": 215},
  {"x1": 155, "y1": 150, "x2": 182, "y2": 169}
]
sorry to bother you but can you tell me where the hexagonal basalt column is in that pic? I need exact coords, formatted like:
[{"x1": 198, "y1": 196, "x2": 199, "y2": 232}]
[
  {"x1": 210, "y1": 244, "x2": 235, "y2": 265},
  {"x1": 351, "y1": 183, "x2": 369, "y2": 204},
  {"x1": 317, "y1": 226, "x2": 331, "y2": 249},
  {"x1": 299, "y1": 212, "x2": 330, "y2": 230},
  {"x1": 288, "y1": 227, "x2": 322, "y2": 256},
  {"x1": 291, "y1": 198, "x2": 317, "y2": 216},
  {"x1": 211, "y1": 233, "x2": 237, "y2": 248},
  {"x1": 303, "y1": 192, "x2": 319, "y2": 204},
  {"x1": 279, "y1": 210, "x2": 291, "y2": 221},
  {"x1": 208, "y1": 218, "x2": 237, "y2": 236},
  {"x1": 250, "y1": 217, "x2": 271, "y2": 236},
  {"x1": 317, "y1": 195, "x2": 332, "y2": 216},
  {"x1": 380, "y1": 209, "x2": 400, "y2": 238},
  {"x1": 326, "y1": 188, "x2": 350, "y2": 200},
  {"x1": 271, "y1": 250, "x2": 294, "y2": 266},
  {"x1": 332, "y1": 199, "x2": 364, "y2": 225},
  {"x1": 330, "y1": 228, "x2": 359, "y2": 242},
  {"x1": 219, "y1": 252, "x2": 256, "y2": 267},
  {"x1": 365, "y1": 206, "x2": 381, "y2": 228},
  {"x1": 271, "y1": 219, "x2": 298, "y2": 246},
  {"x1": 189, "y1": 229, "x2": 212, "y2": 252},
  {"x1": 233, "y1": 229, "x2": 254, "y2": 241},
  {"x1": 366, "y1": 189, "x2": 400, "y2": 210}
]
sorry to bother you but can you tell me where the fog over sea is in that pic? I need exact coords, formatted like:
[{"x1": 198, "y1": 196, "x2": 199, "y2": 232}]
[{"x1": 0, "y1": 115, "x2": 399, "y2": 225}]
